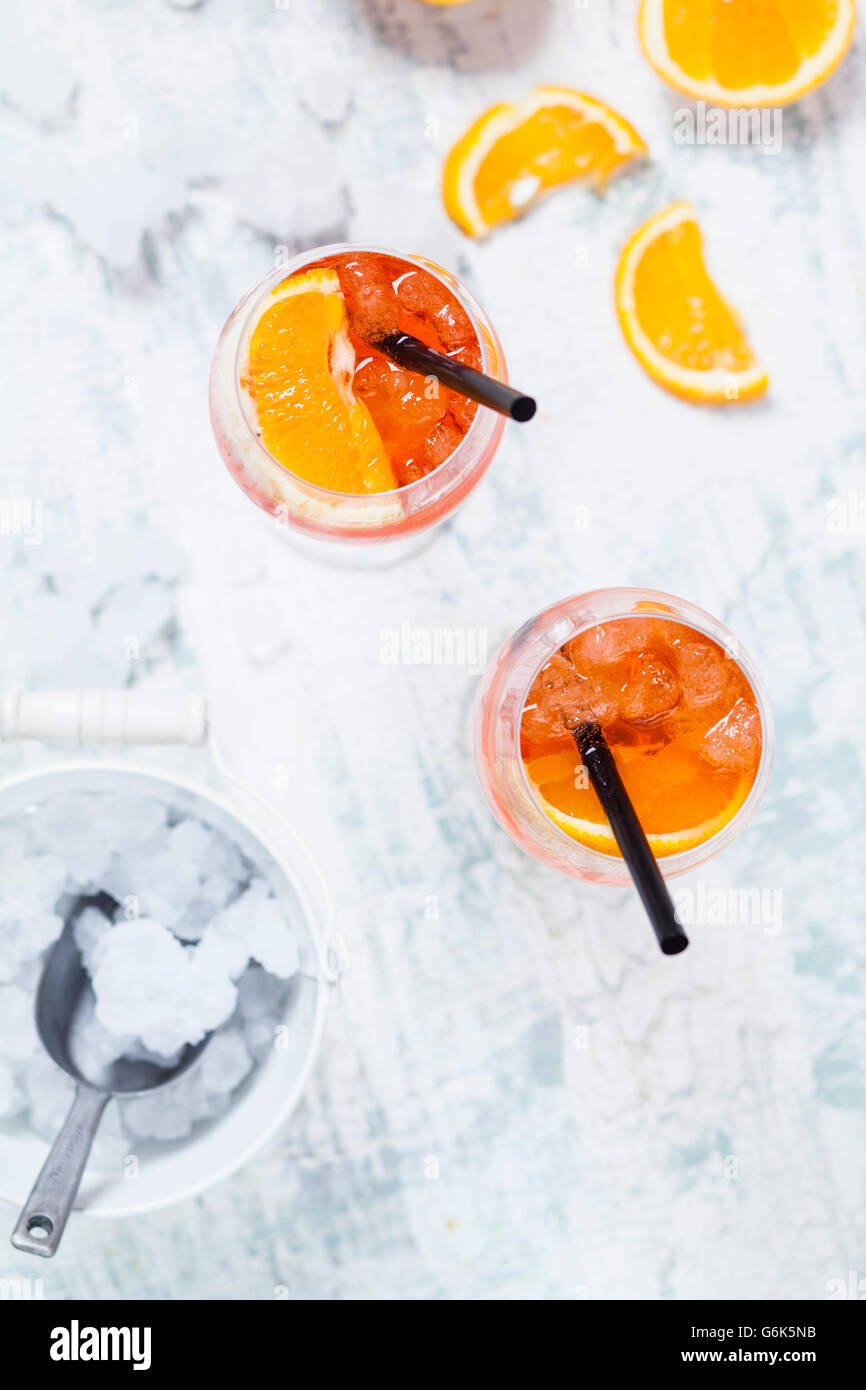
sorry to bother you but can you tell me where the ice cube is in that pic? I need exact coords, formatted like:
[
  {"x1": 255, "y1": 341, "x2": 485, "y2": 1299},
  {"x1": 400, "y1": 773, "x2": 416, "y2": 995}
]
[
  {"x1": 127, "y1": 1061, "x2": 230, "y2": 1138},
  {"x1": 168, "y1": 818, "x2": 214, "y2": 867},
  {"x1": 522, "y1": 652, "x2": 581, "y2": 746},
  {"x1": 619, "y1": 653, "x2": 680, "y2": 724},
  {"x1": 559, "y1": 673, "x2": 621, "y2": 730},
  {"x1": 73, "y1": 905, "x2": 115, "y2": 974},
  {"x1": 198, "y1": 871, "x2": 238, "y2": 911},
  {"x1": 67, "y1": 990, "x2": 135, "y2": 1083},
  {"x1": 198, "y1": 886, "x2": 260, "y2": 979},
  {"x1": 702, "y1": 697, "x2": 761, "y2": 773},
  {"x1": 672, "y1": 640, "x2": 733, "y2": 708},
  {"x1": 24, "y1": 911, "x2": 65, "y2": 955},
  {"x1": 122, "y1": 1085, "x2": 195, "y2": 1142},
  {"x1": 0, "y1": 835, "x2": 67, "y2": 923},
  {"x1": 104, "y1": 835, "x2": 202, "y2": 926},
  {"x1": 91, "y1": 917, "x2": 194, "y2": 1047},
  {"x1": 0, "y1": 913, "x2": 63, "y2": 983},
  {"x1": 199, "y1": 882, "x2": 299, "y2": 981},
  {"x1": 199, "y1": 1029, "x2": 253, "y2": 1096},
  {"x1": 30, "y1": 793, "x2": 112, "y2": 883},
  {"x1": 146, "y1": 855, "x2": 203, "y2": 926},
  {"x1": 171, "y1": 898, "x2": 213, "y2": 944},
  {"x1": 200, "y1": 827, "x2": 248, "y2": 890},
  {"x1": 91, "y1": 918, "x2": 236, "y2": 1056},
  {"x1": 90, "y1": 793, "x2": 167, "y2": 852},
  {"x1": 0, "y1": 984, "x2": 38, "y2": 1060},
  {"x1": 173, "y1": 871, "x2": 237, "y2": 943},
  {"x1": 565, "y1": 618, "x2": 657, "y2": 669},
  {"x1": 188, "y1": 951, "x2": 240, "y2": 1039},
  {"x1": 521, "y1": 650, "x2": 622, "y2": 746},
  {"x1": 12, "y1": 958, "x2": 43, "y2": 994},
  {"x1": 121, "y1": 1038, "x2": 186, "y2": 1070}
]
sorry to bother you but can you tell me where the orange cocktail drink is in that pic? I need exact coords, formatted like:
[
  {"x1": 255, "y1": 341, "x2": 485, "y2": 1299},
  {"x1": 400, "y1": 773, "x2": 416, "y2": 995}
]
[
  {"x1": 475, "y1": 589, "x2": 773, "y2": 884},
  {"x1": 209, "y1": 246, "x2": 506, "y2": 546}
]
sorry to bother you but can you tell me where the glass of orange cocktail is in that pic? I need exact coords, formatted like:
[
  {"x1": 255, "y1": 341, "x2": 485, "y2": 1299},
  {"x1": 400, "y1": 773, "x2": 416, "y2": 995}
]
[
  {"x1": 475, "y1": 588, "x2": 773, "y2": 884},
  {"x1": 209, "y1": 245, "x2": 507, "y2": 547}
]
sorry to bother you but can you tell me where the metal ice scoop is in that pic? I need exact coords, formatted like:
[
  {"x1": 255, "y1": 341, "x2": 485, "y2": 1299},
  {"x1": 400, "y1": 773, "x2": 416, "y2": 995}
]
[{"x1": 11, "y1": 893, "x2": 210, "y2": 1258}]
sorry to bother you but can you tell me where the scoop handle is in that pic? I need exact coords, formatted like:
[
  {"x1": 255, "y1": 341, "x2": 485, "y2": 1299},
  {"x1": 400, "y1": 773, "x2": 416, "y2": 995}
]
[
  {"x1": 10, "y1": 1085, "x2": 108, "y2": 1258},
  {"x1": 0, "y1": 691, "x2": 207, "y2": 746}
]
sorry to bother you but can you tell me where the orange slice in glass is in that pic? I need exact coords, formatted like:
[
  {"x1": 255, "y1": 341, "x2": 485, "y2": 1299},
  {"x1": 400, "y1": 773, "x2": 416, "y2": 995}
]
[
  {"x1": 638, "y1": 0, "x2": 856, "y2": 107},
  {"x1": 615, "y1": 201, "x2": 768, "y2": 404},
  {"x1": 242, "y1": 268, "x2": 397, "y2": 495},
  {"x1": 443, "y1": 87, "x2": 647, "y2": 238},
  {"x1": 525, "y1": 744, "x2": 754, "y2": 857}
]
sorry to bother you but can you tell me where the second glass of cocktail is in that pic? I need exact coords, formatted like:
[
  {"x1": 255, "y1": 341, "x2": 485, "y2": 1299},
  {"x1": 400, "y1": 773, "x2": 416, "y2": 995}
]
[
  {"x1": 476, "y1": 588, "x2": 774, "y2": 886},
  {"x1": 209, "y1": 245, "x2": 512, "y2": 548}
]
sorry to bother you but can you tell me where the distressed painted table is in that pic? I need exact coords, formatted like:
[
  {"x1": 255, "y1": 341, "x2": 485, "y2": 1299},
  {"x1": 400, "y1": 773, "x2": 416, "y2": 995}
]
[{"x1": 1, "y1": 0, "x2": 864, "y2": 1301}]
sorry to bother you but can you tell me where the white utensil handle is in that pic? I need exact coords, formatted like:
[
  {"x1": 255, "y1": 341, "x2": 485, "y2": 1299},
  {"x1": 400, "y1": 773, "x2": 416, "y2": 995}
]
[{"x1": 0, "y1": 691, "x2": 208, "y2": 746}]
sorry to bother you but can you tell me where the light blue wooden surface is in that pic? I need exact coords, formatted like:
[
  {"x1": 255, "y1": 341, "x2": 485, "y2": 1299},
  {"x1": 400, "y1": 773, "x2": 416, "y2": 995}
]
[{"x1": 1, "y1": 0, "x2": 864, "y2": 1300}]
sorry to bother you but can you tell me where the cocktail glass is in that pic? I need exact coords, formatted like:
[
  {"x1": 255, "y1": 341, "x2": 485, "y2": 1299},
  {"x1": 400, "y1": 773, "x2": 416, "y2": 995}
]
[
  {"x1": 474, "y1": 587, "x2": 774, "y2": 884},
  {"x1": 209, "y1": 244, "x2": 507, "y2": 549}
]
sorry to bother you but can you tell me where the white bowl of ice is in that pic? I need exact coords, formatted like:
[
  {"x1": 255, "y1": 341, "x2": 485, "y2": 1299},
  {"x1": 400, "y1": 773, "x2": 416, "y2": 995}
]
[{"x1": 0, "y1": 764, "x2": 328, "y2": 1217}]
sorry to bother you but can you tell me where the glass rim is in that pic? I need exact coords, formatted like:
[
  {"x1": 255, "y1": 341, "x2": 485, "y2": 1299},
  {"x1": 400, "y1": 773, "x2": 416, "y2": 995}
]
[{"x1": 231, "y1": 241, "x2": 505, "y2": 505}]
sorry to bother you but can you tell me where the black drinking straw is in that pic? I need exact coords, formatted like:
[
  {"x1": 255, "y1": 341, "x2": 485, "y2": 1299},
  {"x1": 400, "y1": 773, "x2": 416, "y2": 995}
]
[
  {"x1": 572, "y1": 721, "x2": 689, "y2": 957},
  {"x1": 376, "y1": 331, "x2": 536, "y2": 423}
]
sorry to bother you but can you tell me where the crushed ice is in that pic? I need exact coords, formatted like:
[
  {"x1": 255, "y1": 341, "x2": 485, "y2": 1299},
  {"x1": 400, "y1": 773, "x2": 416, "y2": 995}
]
[{"x1": 0, "y1": 791, "x2": 300, "y2": 1163}]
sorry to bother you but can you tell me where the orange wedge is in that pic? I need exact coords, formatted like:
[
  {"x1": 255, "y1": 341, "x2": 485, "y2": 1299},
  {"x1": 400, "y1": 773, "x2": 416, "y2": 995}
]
[
  {"x1": 443, "y1": 87, "x2": 647, "y2": 238},
  {"x1": 638, "y1": 0, "x2": 856, "y2": 107},
  {"x1": 525, "y1": 746, "x2": 754, "y2": 858},
  {"x1": 615, "y1": 201, "x2": 768, "y2": 404},
  {"x1": 242, "y1": 268, "x2": 397, "y2": 495},
  {"x1": 534, "y1": 788, "x2": 752, "y2": 857}
]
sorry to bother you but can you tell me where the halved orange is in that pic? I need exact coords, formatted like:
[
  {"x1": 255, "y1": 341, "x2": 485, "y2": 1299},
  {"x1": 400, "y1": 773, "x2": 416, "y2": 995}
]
[
  {"x1": 242, "y1": 268, "x2": 397, "y2": 495},
  {"x1": 639, "y1": 0, "x2": 856, "y2": 107},
  {"x1": 443, "y1": 87, "x2": 647, "y2": 238},
  {"x1": 525, "y1": 745, "x2": 754, "y2": 857},
  {"x1": 615, "y1": 201, "x2": 768, "y2": 404}
]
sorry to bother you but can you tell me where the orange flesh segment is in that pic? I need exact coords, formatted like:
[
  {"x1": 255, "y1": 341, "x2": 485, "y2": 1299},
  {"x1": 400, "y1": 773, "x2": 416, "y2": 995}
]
[
  {"x1": 245, "y1": 269, "x2": 395, "y2": 495},
  {"x1": 713, "y1": 0, "x2": 800, "y2": 87},
  {"x1": 633, "y1": 219, "x2": 758, "y2": 374},
  {"x1": 664, "y1": 0, "x2": 715, "y2": 78},
  {"x1": 473, "y1": 106, "x2": 638, "y2": 227},
  {"x1": 662, "y1": 0, "x2": 844, "y2": 88},
  {"x1": 521, "y1": 616, "x2": 762, "y2": 856},
  {"x1": 251, "y1": 255, "x2": 481, "y2": 492},
  {"x1": 774, "y1": 0, "x2": 842, "y2": 53}
]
